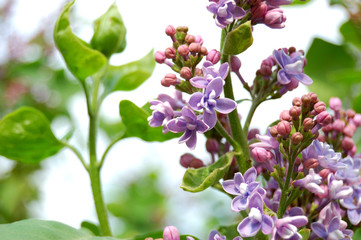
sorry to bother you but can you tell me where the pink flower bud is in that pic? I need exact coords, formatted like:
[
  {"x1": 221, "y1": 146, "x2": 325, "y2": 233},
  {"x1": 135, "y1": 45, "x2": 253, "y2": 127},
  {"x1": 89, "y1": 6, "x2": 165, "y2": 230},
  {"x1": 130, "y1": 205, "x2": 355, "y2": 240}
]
[
  {"x1": 280, "y1": 110, "x2": 292, "y2": 121},
  {"x1": 165, "y1": 47, "x2": 176, "y2": 59},
  {"x1": 346, "y1": 109, "x2": 356, "y2": 118},
  {"x1": 207, "y1": 49, "x2": 221, "y2": 64},
  {"x1": 343, "y1": 123, "x2": 356, "y2": 137},
  {"x1": 163, "y1": 226, "x2": 180, "y2": 240},
  {"x1": 301, "y1": 95, "x2": 311, "y2": 107},
  {"x1": 247, "y1": 128, "x2": 260, "y2": 140},
  {"x1": 289, "y1": 106, "x2": 301, "y2": 119},
  {"x1": 291, "y1": 132, "x2": 303, "y2": 145},
  {"x1": 314, "y1": 101, "x2": 326, "y2": 114},
  {"x1": 251, "y1": 147, "x2": 274, "y2": 163},
  {"x1": 277, "y1": 120, "x2": 291, "y2": 136},
  {"x1": 185, "y1": 34, "x2": 195, "y2": 44},
  {"x1": 180, "y1": 67, "x2": 192, "y2": 80},
  {"x1": 304, "y1": 158, "x2": 319, "y2": 169},
  {"x1": 329, "y1": 97, "x2": 342, "y2": 112},
  {"x1": 177, "y1": 45, "x2": 189, "y2": 56},
  {"x1": 230, "y1": 56, "x2": 241, "y2": 72},
  {"x1": 161, "y1": 73, "x2": 180, "y2": 87},
  {"x1": 333, "y1": 119, "x2": 345, "y2": 132},
  {"x1": 317, "y1": 134, "x2": 326, "y2": 142},
  {"x1": 251, "y1": 2, "x2": 267, "y2": 19},
  {"x1": 180, "y1": 153, "x2": 204, "y2": 168},
  {"x1": 349, "y1": 145, "x2": 357, "y2": 156},
  {"x1": 155, "y1": 51, "x2": 166, "y2": 63},
  {"x1": 322, "y1": 124, "x2": 333, "y2": 134},
  {"x1": 352, "y1": 113, "x2": 361, "y2": 127},
  {"x1": 342, "y1": 136, "x2": 354, "y2": 151},
  {"x1": 165, "y1": 25, "x2": 176, "y2": 36},
  {"x1": 292, "y1": 97, "x2": 302, "y2": 106},
  {"x1": 318, "y1": 169, "x2": 331, "y2": 179},
  {"x1": 308, "y1": 92, "x2": 319, "y2": 104},
  {"x1": 270, "y1": 125, "x2": 278, "y2": 137},
  {"x1": 206, "y1": 139, "x2": 219, "y2": 153},
  {"x1": 200, "y1": 46, "x2": 208, "y2": 55},
  {"x1": 194, "y1": 35, "x2": 203, "y2": 45},
  {"x1": 189, "y1": 42, "x2": 201, "y2": 53},
  {"x1": 316, "y1": 111, "x2": 332, "y2": 126},
  {"x1": 264, "y1": 8, "x2": 286, "y2": 29}
]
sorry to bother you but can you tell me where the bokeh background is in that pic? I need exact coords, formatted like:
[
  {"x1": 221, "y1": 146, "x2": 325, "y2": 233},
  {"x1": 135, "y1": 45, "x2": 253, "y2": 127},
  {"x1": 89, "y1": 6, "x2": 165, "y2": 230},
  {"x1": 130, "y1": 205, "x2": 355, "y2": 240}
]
[{"x1": 0, "y1": 0, "x2": 359, "y2": 238}]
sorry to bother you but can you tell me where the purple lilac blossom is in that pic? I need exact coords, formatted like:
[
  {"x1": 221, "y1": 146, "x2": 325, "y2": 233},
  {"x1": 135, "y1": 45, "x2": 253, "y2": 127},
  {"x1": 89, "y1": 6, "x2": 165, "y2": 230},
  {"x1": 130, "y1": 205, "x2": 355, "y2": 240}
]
[
  {"x1": 266, "y1": 0, "x2": 293, "y2": 6},
  {"x1": 271, "y1": 215, "x2": 308, "y2": 240},
  {"x1": 302, "y1": 140, "x2": 343, "y2": 171},
  {"x1": 237, "y1": 192, "x2": 274, "y2": 237},
  {"x1": 340, "y1": 184, "x2": 361, "y2": 225},
  {"x1": 166, "y1": 106, "x2": 209, "y2": 149},
  {"x1": 207, "y1": 0, "x2": 246, "y2": 28},
  {"x1": 328, "y1": 174, "x2": 353, "y2": 201},
  {"x1": 311, "y1": 216, "x2": 353, "y2": 240},
  {"x1": 208, "y1": 230, "x2": 243, "y2": 240},
  {"x1": 190, "y1": 61, "x2": 229, "y2": 88},
  {"x1": 189, "y1": 78, "x2": 237, "y2": 128},
  {"x1": 273, "y1": 49, "x2": 312, "y2": 92},
  {"x1": 222, "y1": 167, "x2": 266, "y2": 212},
  {"x1": 264, "y1": 188, "x2": 281, "y2": 213},
  {"x1": 149, "y1": 100, "x2": 177, "y2": 133},
  {"x1": 293, "y1": 168, "x2": 325, "y2": 195},
  {"x1": 335, "y1": 156, "x2": 361, "y2": 184}
]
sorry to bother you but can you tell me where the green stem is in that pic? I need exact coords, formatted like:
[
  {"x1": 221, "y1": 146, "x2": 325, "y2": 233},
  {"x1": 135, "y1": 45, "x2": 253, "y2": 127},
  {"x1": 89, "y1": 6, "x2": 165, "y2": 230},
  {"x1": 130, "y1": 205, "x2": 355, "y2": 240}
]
[
  {"x1": 243, "y1": 99, "x2": 261, "y2": 134},
  {"x1": 214, "y1": 120, "x2": 240, "y2": 151},
  {"x1": 61, "y1": 141, "x2": 88, "y2": 171},
  {"x1": 98, "y1": 135, "x2": 123, "y2": 169}
]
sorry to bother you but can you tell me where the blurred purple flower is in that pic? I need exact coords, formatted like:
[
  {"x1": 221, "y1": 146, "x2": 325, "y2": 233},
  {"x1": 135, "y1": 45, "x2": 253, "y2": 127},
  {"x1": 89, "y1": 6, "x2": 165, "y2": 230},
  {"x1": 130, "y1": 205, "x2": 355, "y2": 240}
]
[
  {"x1": 189, "y1": 78, "x2": 236, "y2": 128},
  {"x1": 222, "y1": 167, "x2": 266, "y2": 212},
  {"x1": 207, "y1": 0, "x2": 246, "y2": 28},
  {"x1": 340, "y1": 184, "x2": 361, "y2": 225},
  {"x1": 311, "y1": 216, "x2": 353, "y2": 240},
  {"x1": 190, "y1": 61, "x2": 229, "y2": 88},
  {"x1": 328, "y1": 174, "x2": 353, "y2": 201},
  {"x1": 167, "y1": 106, "x2": 209, "y2": 149},
  {"x1": 335, "y1": 156, "x2": 361, "y2": 184},
  {"x1": 271, "y1": 215, "x2": 308, "y2": 240},
  {"x1": 237, "y1": 192, "x2": 274, "y2": 237},
  {"x1": 293, "y1": 168, "x2": 324, "y2": 195}
]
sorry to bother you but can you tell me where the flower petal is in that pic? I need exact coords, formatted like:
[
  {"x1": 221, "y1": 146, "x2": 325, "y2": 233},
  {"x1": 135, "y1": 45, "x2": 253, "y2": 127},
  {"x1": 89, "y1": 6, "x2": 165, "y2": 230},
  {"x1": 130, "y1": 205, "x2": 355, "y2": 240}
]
[
  {"x1": 244, "y1": 167, "x2": 257, "y2": 183},
  {"x1": 190, "y1": 76, "x2": 209, "y2": 88},
  {"x1": 238, "y1": 217, "x2": 261, "y2": 237},
  {"x1": 181, "y1": 107, "x2": 196, "y2": 122},
  {"x1": 249, "y1": 192, "x2": 263, "y2": 210},
  {"x1": 185, "y1": 130, "x2": 197, "y2": 150},
  {"x1": 311, "y1": 222, "x2": 327, "y2": 239},
  {"x1": 206, "y1": 77, "x2": 223, "y2": 98},
  {"x1": 348, "y1": 208, "x2": 361, "y2": 225},
  {"x1": 215, "y1": 98, "x2": 237, "y2": 114},
  {"x1": 167, "y1": 118, "x2": 186, "y2": 133},
  {"x1": 294, "y1": 73, "x2": 313, "y2": 86},
  {"x1": 179, "y1": 129, "x2": 193, "y2": 143},
  {"x1": 261, "y1": 214, "x2": 274, "y2": 235},
  {"x1": 277, "y1": 69, "x2": 291, "y2": 85},
  {"x1": 204, "y1": 110, "x2": 217, "y2": 129},
  {"x1": 232, "y1": 196, "x2": 248, "y2": 212},
  {"x1": 219, "y1": 63, "x2": 229, "y2": 79},
  {"x1": 222, "y1": 179, "x2": 240, "y2": 195},
  {"x1": 189, "y1": 92, "x2": 205, "y2": 111}
]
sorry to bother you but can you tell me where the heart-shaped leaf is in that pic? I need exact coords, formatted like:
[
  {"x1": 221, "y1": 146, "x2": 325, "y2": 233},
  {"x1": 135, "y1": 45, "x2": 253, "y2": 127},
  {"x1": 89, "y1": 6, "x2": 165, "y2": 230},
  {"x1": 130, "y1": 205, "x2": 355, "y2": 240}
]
[{"x1": 222, "y1": 21, "x2": 253, "y2": 55}]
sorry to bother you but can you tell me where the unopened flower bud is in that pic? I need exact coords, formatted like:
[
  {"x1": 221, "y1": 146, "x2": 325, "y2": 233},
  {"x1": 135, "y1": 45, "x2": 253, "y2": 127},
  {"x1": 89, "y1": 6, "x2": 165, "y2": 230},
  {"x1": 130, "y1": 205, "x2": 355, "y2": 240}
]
[
  {"x1": 177, "y1": 45, "x2": 189, "y2": 56},
  {"x1": 270, "y1": 125, "x2": 278, "y2": 137},
  {"x1": 333, "y1": 119, "x2": 345, "y2": 132},
  {"x1": 195, "y1": 68, "x2": 202, "y2": 76},
  {"x1": 343, "y1": 123, "x2": 356, "y2": 137},
  {"x1": 189, "y1": 42, "x2": 201, "y2": 53},
  {"x1": 322, "y1": 124, "x2": 333, "y2": 134},
  {"x1": 176, "y1": 26, "x2": 188, "y2": 33},
  {"x1": 185, "y1": 34, "x2": 195, "y2": 44},
  {"x1": 165, "y1": 47, "x2": 176, "y2": 59},
  {"x1": 189, "y1": 158, "x2": 204, "y2": 168},
  {"x1": 165, "y1": 25, "x2": 176, "y2": 36},
  {"x1": 155, "y1": 51, "x2": 166, "y2": 63},
  {"x1": 301, "y1": 95, "x2": 311, "y2": 107},
  {"x1": 180, "y1": 153, "x2": 203, "y2": 168},
  {"x1": 316, "y1": 111, "x2": 332, "y2": 126},
  {"x1": 180, "y1": 67, "x2": 192, "y2": 80},
  {"x1": 194, "y1": 35, "x2": 203, "y2": 45},
  {"x1": 329, "y1": 97, "x2": 342, "y2": 112},
  {"x1": 206, "y1": 139, "x2": 219, "y2": 154},
  {"x1": 346, "y1": 109, "x2": 356, "y2": 119},
  {"x1": 230, "y1": 56, "x2": 241, "y2": 72},
  {"x1": 352, "y1": 113, "x2": 361, "y2": 127},
  {"x1": 251, "y1": 2, "x2": 267, "y2": 19},
  {"x1": 349, "y1": 145, "x2": 357, "y2": 156},
  {"x1": 200, "y1": 46, "x2": 208, "y2": 55},
  {"x1": 280, "y1": 110, "x2": 292, "y2": 121},
  {"x1": 206, "y1": 49, "x2": 221, "y2": 64},
  {"x1": 292, "y1": 97, "x2": 302, "y2": 107},
  {"x1": 251, "y1": 147, "x2": 273, "y2": 163},
  {"x1": 247, "y1": 128, "x2": 260, "y2": 140},
  {"x1": 264, "y1": 8, "x2": 286, "y2": 29},
  {"x1": 161, "y1": 73, "x2": 180, "y2": 87},
  {"x1": 308, "y1": 92, "x2": 319, "y2": 104},
  {"x1": 163, "y1": 226, "x2": 180, "y2": 240},
  {"x1": 277, "y1": 120, "x2": 291, "y2": 136},
  {"x1": 289, "y1": 106, "x2": 301, "y2": 119},
  {"x1": 314, "y1": 101, "x2": 326, "y2": 114},
  {"x1": 304, "y1": 158, "x2": 319, "y2": 169},
  {"x1": 319, "y1": 169, "x2": 331, "y2": 179},
  {"x1": 342, "y1": 136, "x2": 354, "y2": 151},
  {"x1": 291, "y1": 132, "x2": 303, "y2": 145},
  {"x1": 317, "y1": 134, "x2": 326, "y2": 142}
]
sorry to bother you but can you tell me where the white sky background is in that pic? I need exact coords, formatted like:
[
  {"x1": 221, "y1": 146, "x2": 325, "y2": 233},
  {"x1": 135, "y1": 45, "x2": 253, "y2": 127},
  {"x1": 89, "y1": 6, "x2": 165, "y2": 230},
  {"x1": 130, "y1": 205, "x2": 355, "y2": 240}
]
[{"x1": 1, "y1": 0, "x2": 348, "y2": 237}]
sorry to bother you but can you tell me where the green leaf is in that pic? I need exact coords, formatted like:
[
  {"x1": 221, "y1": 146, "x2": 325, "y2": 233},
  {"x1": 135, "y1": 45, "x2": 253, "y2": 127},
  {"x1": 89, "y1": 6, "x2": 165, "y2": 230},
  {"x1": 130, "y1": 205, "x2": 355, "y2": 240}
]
[
  {"x1": 119, "y1": 100, "x2": 179, "y2": 141},
  {"x1": 0, "y1": 219, "x2": 119, "y2": 240},
  {"x1": 340, "y1": 20, "x2": 361, "y2": 49},
  {"x1": 90, "y1": 3, "x2": 126, "y2": 57},
  {"x1": 105, "y1": 50, "x2": 155, "y2": 92},
  {"x1": 353, "y1": 93, "x2": 361, "y2": 113},
  {"x1": 181, "y1": 152, "x2": 234, "y2": 192},
  {"x1": 222, "y1": 21, "x2": 253, "y2": 55},
  {"x1": 0, "y1": 107, "x2": 63, "y2": 163},
  {"x1": 299, "y1": 228, "x2": 310, "y2": 240},
  {"x1": 218, "y1": 224, "x2": 239, "y2": 240},
  {"x1": 287, "y1": 0, "x2": 312, "y2": 6},
  {"x1": 54, "y1": 0, "x2": 107, "y2": 81},
  {"x1": 81, "y1": 221, "x2": 101, "y2": 236}
]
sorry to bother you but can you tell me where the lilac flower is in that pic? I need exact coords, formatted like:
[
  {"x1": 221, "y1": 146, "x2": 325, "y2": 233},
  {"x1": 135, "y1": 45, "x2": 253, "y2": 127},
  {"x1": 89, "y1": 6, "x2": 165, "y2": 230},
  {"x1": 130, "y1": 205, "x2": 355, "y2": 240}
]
[
  {"x1": 208, "y1": 230, "x2": 243, "y2": 240},
  {"x1": 340, "y1": 184, "x2": 361, "y2": 225},
  {"x1": 166, "y1": 106, "x2": 209, "y2": 149},
  {"x1": 273, "y1": 49, "x2": 312, "y2": 90},
  {"x1": 335, "y1": 156, "x2": 361, "y2": 184},
  {"x1": 302, "y1": 140, "x2": 343, "y2": 171},
  {"x1": 189, "y1": 78, "x2": 237, "y2": 128},
  {"x1": 222, "y1": 167, "x2": 266, "y2": 212},
  {"x1": 163, "y1": 226, "x2": 180, "y2": 240},
  {"x1": 237, "y1": 192, "x2": 274, "y2": 237},
  {"x1": 264, "y1": 8, "x2": 286, "y2": 29},
  {"x1": 207, "y1": 0, "x2": 246, "y2": 28},
  {"x1": 190, "y1": 61, "x2": 229, "y2": 88},
  {"x1": 328, "y1": 174, "x2": 353, "y2": 201},
  {"x1": 293, "y1": 168, "x2": 325, "y2": 195},
  {"x1": 311, "y1": 216, "x2": 353, "y2": 240},
  {"x1": 264, "y1": 188, "x2": 281, "y2": 213},
  {"x1": 271, "y1": 215, "x2": 308, "y2": 240}
]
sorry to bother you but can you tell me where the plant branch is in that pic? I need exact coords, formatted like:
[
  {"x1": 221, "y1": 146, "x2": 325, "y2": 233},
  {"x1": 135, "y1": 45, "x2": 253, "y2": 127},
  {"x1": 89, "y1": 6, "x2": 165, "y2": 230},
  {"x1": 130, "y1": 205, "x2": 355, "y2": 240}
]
[{"x1": 61, "y1": 140, "x2": 88, "y2": 171}]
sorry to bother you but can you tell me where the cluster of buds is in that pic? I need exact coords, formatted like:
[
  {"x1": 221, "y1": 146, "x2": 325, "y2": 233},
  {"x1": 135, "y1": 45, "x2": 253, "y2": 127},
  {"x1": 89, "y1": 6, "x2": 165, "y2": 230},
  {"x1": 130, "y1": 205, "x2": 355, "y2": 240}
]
[
  {"x1": 249, "y1": 0, "x2": 290, "y2": 29},
  {"x1": 318, "y1": 97, "x2": 361, "y2": 157}
]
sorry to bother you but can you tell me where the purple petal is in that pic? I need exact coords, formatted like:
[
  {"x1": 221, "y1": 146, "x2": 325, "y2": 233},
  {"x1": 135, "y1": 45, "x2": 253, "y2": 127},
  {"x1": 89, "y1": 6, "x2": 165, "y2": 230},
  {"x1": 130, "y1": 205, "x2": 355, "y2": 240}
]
[
  {"x1": 348, "y1": 209, "x2": 361, "y2": 225},
  {"x1": 334, "y1": 186, "x2": 353, "y2": 199},
  {"x1": 277, "y1": 69, "x2": 291, "y2": 85},
  {"x1": 273, "y1": 49, "x2": 288, "y2": 68},
  {"x1": 233, "y1": 6, "x2": 246, "y2": 19},
  {"x1": 289, "y1": 216, "x2": 308, "y2": 227},
  {"x1": 185, "y1": 130, "x2": 197, "y2": 150},
  {"x1": 219, "y1": 63, "x2": 229, "y2": 79},
  {"x1": 288, "y1": 207, "x2": 304, "y2": 217},
  {"x1": 238, "y1": 217, "x2": 261, "y2": 237},
  {"x1": 196, "y1": 119, "x2": 209, "y2": 133},
  {"x1": 328, "y1": 217, "x2": 341, "y2": 233},
  {"x1": 249, "y1": 192, "x2": 263, "y2": 210},
  {"x1": 189, "y1": 92, "x2": 205, "y2": 111},
  {"x1": 244, "y1": 167, "x2": 257, "y2": 183},
  {"x1": 232, "y1": 196, "x2": 248, "y2": 212},
  {"x1": 204, "y1": 110, "x2": 217, "y2": 129},
  {"x1": 294, "y1": 73, "x2": 313, "y2": 86},
  {"x1": 207, "y1": 3, "x2": 218, "y2": 14},
  {"x1": 215, "y1": 98, "x2": 237, "y2": 114},
  {"x1": 222, "y1": 179, "x2": 240, "y2": 195},
  {"x1": 256, "y1": 187, "x2": 267, "y2": 198},
  {"x1": 167, "y1": 119, "x2": 186, "y2": 133},
  {"x1": 311, "y1": 223, "x2": 327, "y2": 239},
  {"x1": 158, "y1": 94, "x2": 176, "y2": 108},
  {"x1": 190, "y1": 76, "x2": 209, "y2": 88},
  {"x1": 181, "y1": 107, "x2": 196, "y2": 122},
  {"x1": 234, "y1": 172, "x2": 245, "y2": 186},
  {"x1": 206, "y1": 77, "x2": 223, "y2": 98},
  {"x1": 179, "y1": 129, "x2": 193, "y2": 143},
  {"x1": 261, "y1": 214, "x2": 274, "y2": 235},
  {"x1": 248, "y1": 182, "x2": 260, "y2": 193}
]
